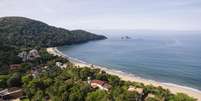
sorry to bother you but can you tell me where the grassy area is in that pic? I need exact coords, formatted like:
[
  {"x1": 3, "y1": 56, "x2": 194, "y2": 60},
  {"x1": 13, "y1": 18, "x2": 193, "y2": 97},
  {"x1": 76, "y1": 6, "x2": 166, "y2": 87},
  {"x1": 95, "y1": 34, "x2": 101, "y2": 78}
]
[{"x1": 21, "y1": 98, "x2": 29, "y2": 101}]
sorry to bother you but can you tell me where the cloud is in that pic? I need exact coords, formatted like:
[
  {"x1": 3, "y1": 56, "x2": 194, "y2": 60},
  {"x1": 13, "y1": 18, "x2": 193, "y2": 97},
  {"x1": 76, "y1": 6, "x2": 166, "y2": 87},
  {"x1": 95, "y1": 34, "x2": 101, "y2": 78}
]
[{"x1": 0, "y1": 0, "x2": 200, "y2": 30}]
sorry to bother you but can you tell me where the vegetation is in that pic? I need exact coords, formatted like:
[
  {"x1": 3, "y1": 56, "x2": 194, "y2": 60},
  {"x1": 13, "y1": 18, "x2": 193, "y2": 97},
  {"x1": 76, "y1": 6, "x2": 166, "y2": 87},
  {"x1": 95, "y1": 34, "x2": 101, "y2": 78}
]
[
  {"x1": 0, "y1": 16, "x2": 197, "y2": 101},
  {"x1": 0, "y1": 16, "x2": 106, "y2": 74},
  {"x1": 0, "y1": 48, "x2": 197, "y2": 101},
  {"x1": 0, "y1": 16, "x2": 106, "y2": 48},
  {"x1": 169, "y1": 93, "x2": 197, "y2": 101},
  {"x1": 0, "y1": 41, "x2": 22, "y2": 74}
]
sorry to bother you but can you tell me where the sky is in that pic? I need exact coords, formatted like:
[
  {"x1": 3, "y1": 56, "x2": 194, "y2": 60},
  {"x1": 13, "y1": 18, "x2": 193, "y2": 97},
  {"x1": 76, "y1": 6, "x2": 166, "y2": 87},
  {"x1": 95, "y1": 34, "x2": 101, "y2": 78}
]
[{"x1": 0, "y1": 0, "x2": 201, "y2": 31}]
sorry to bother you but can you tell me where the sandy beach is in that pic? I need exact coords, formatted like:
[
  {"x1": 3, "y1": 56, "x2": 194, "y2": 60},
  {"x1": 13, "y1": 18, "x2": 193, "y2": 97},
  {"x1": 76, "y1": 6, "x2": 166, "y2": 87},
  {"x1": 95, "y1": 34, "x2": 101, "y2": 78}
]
[{"x1": 47, "y1": 47, "x2": 201, "y2": 101}]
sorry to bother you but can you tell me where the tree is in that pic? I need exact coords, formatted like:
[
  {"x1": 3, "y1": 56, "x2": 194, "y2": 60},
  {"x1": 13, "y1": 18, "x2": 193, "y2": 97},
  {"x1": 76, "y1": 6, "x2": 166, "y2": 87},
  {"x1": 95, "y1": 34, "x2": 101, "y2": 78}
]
[
  {"x1": 20, "y1": 63, "x2": 31, "y2": 73},
  {"x1": 7, "y1": 72, "x2": 22, "y2": 87},
  {"x1": 169, "y1": 93, "x2": 197, "y2": 101},
  {"x1": 145, "y1": 97, "x2": 159, "y2": 101},
  {"x1": 22, "y1": 75, "x2": 32, "y2": 85},
  {"x1": 0, "y1": 75, "x2": 9, "y2": 88},
  {"x1": 107, "y1": 75, "x2": 121, "y2": 87},
  {"x1": 122, "y1": 91, "x2": 139, "y2": 101},
  {"x1": 61, "y1": 91, "x2": 69, "y2": 101},
  {"x1": 79, "y1": 67, "x2": 93, "y2": 80},
  {"x1": 68, "y1": 91, "x2": 82, "y2": 101},
  {"x1": 32, "y1": 90, "x2": 45, "y2": 101},
  {"x1": 86, "y1": 90, "x2": 111, "y2": 101}
]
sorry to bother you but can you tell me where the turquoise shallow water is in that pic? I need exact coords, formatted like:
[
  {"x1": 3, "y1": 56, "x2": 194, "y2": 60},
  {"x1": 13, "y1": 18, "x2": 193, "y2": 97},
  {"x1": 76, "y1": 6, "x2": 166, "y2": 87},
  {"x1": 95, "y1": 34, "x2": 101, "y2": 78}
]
[{"x1": 58, "y1": 31, "x2": 201, "y2": 90}]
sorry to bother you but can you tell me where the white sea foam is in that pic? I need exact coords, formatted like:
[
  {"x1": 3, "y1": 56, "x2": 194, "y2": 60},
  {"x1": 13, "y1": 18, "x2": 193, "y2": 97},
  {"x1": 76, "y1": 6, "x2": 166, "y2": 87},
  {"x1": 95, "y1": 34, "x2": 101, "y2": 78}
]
[{"x1": 162, "y1": 82, "x2": 201, "y2": 93}]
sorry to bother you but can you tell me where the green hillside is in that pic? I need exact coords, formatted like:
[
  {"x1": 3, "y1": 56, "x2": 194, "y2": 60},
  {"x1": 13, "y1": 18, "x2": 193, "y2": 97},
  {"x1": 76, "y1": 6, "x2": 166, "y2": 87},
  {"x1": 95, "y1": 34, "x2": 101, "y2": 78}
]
[{"x1": 0, "y1": 17, "x2": 106, "y2": 48}]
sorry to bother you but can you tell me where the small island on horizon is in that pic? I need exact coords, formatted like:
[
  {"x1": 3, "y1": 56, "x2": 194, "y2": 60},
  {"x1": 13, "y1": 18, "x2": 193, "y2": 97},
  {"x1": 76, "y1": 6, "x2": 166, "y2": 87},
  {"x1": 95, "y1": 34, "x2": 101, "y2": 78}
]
[
  {"x1": 0, "y1": 16, "x2": 200, "y2": 101},
  {"x1": 121, "y1": 36, "x2": 132, "y2": 40}
]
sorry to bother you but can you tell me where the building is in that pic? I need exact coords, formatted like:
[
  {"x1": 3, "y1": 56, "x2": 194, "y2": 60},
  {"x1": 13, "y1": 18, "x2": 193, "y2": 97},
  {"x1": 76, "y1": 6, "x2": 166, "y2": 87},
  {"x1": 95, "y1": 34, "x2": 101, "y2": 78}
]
[
  {"x1": 90, "y1": 80, "x2": 111, "y2": 91},
  {"x1": 128, "y1": 86, "x2": 144, "y2": 101},
  {"x1": 128, "y1": 86, "x2": 144, "y2": 94},
  {"x1": 18, "y1": 49, "x2": 40, "y2": 61},
  {"x1": 144, "y1": 93, "x2": 164, "y2": 101},
  {"x1": 145, "y1": 93, "x2": 155, "y2": 100},
  {"x1": 27, "y1": 49, "x2": 40, "y2": 60},
  {"x1": 56, "y1": 62, "x2": 67, "y2": 69},
  {"x1": 18, "y1": 51, "x2": 28, "y2": 62},
  {"x1": 9, "y1": 64, "x2": 21, "y2": 70},
  {"x1": 0, "y1": 88, "x2": 23, "y2": 100}
]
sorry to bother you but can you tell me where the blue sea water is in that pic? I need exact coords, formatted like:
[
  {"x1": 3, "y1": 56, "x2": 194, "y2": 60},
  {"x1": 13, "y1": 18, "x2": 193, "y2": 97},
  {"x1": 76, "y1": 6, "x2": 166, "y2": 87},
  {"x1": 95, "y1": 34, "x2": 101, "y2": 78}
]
[{"x1": 58, "y1": 30, "x2": 201, "y2": 90}]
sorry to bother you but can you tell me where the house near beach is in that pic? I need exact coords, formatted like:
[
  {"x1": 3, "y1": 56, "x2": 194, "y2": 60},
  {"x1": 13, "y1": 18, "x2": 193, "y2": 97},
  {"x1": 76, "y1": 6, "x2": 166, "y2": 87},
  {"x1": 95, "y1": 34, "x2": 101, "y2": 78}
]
[
  {"x1": 145, "y1": 93, "x2": 155, "y2": 100},
  {"x1": 128, "y1": 86, "x2": 144, "y2": 101},
  {"x1": 128, "y1": 86, "x2": 144, "y2": 94},
  {"x1": 56, "y1": 62, "x2": 67, "y2": 69},
  {"x1": 9, "y1": 64, "x2": 21, "y2": 70},
  {"x1": 89, "y1": 80, "x2": 111, "y2": 91},
  {"x1": 0, "y1": 87, "x2": 23, "y2": 100}
]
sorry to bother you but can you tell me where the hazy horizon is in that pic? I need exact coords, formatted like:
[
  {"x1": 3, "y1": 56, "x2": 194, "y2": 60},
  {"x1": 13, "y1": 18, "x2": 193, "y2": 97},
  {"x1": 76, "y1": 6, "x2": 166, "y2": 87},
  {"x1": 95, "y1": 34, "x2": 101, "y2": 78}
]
[{"x1": 0, "y1": 0, "x2": 201, "y2": 31}]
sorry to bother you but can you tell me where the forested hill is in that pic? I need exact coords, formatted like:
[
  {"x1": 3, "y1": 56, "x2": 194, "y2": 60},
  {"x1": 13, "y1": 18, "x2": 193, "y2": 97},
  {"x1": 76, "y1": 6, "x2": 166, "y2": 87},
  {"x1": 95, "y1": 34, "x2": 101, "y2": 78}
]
[{"x1": 0, "y1": 16, "x2": 107, "y2": 48}]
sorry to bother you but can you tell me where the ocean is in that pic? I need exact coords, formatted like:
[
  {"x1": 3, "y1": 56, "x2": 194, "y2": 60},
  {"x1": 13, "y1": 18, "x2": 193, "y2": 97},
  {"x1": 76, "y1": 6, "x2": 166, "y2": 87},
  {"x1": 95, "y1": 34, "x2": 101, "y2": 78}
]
[{"x1": 58, "y1": 30, "x2": 201, "y2": 91}]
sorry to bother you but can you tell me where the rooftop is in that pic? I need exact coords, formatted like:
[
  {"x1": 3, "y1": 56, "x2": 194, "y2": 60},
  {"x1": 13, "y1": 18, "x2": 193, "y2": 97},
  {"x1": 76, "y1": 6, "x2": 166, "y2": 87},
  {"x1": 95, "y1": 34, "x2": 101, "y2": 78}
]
[
  {"x1": 91, "y1": 80, "x2": 106, "y2": 86},
  {"x1": 128, "y1": 86, "x2": 144, "y2": 94}
]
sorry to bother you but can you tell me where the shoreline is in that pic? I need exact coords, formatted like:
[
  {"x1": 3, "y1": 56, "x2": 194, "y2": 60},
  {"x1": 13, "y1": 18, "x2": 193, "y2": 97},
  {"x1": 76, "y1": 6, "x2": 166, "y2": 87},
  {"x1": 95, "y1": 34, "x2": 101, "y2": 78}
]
[{"x1": 47, "y1": 47, "x2": 201, "y2": 101}]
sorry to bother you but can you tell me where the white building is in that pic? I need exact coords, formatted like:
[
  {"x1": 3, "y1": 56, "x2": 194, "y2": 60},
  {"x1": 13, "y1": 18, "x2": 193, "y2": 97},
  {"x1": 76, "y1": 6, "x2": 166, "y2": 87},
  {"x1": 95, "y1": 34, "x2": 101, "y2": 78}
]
[
  {"x1": 28, "y1": 49, "x2": 40, "y2": 60},
  {"x1": 18, "y1": 51, "x2": 28, "y2": 61},
  {"x1": 56, "y1": 62, "x2": 67, "y2": 69},
  {"x1": 18, "y1": 49, "x2": 40, "y2": 61},
  {"x1": 128, "y1": 86, "x2": 144, "y2": 94}
]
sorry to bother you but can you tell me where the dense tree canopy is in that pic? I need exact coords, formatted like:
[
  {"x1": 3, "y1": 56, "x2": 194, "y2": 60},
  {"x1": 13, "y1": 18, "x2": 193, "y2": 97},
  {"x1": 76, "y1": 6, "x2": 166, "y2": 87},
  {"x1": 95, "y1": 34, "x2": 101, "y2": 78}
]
[
  {"x1": 0, "y1": 48, "x2": 197, "y2": 101},
  {"x1": 0, "y1": 17, "x2": 106, "y2": 48}
]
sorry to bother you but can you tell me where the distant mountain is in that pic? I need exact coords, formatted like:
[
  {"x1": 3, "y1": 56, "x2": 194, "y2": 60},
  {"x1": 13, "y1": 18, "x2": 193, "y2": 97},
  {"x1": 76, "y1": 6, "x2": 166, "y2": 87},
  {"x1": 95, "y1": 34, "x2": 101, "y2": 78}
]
[{"x1": 0, "y1": 17, "x2": 107, "y2": 48}]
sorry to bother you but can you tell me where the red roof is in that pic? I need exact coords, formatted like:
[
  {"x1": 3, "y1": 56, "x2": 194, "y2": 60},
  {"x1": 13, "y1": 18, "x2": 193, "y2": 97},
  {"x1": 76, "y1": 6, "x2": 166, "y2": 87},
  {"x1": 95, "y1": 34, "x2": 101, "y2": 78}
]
[
  {"x1": 9, "y1": 64, "x2": 21, "y2": 70},
  {"x1": 91, "y1": 80, "x2": 105, "y2": 86},
  {"x1": 10, "y1": 64, "x2": 21, "y2": 67}
]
